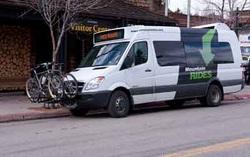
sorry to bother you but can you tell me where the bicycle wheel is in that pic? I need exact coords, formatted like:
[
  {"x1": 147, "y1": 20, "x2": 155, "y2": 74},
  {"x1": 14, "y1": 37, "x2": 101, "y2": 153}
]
[
  {"x1": 26, "y1": 78, "x2": 40, "y2": 103},
  {"x1": 48, "y1": 75, "x2": 64, "y2": 101},
  {"x1": 63, "y1": 73, "x2": 78, "y2": 98}
]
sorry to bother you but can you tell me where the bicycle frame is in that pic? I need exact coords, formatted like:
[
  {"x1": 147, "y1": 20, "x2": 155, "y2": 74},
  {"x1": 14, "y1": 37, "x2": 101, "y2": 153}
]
[
  {"x1": 26, "y1": 62, "x2": 78, "y2": 104},
  {"x1": 29, "y1": 63, "x2": 56, "y2": 103}
]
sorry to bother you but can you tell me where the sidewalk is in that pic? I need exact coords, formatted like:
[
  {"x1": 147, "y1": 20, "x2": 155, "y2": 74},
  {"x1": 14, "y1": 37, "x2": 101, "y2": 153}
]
[
  {"x1": 1, "y1": 85, "x2": 250, "y2": 123},
  {"x1": 0, "y1": 92, "x2": 70, "y2": 123},
  {"x1": 224, "y1": 84, "x2": 250, "y2": 100}
]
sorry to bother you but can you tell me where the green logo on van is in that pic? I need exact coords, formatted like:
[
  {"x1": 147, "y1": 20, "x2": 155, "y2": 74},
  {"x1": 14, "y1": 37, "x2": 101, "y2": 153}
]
[
  {"x1": 190, "y1": 71, "x2": 212, "y2": 80},
  {"x1": 200, "y1": 29, "x2": 215, "y2": 66}
]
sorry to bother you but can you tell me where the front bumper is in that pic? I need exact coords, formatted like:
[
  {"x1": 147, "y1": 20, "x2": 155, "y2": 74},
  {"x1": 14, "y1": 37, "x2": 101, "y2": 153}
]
[{"x1": 62, "y1": 91, "x2": 112, "y2": 110}]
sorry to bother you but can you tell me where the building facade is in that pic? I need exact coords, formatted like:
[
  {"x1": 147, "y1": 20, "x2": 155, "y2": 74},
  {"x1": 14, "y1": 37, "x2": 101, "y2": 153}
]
[
  {"x1": 127, "y1": 0, "x2": 220, "y2": 27},
  {"x1": 0, "y1": 0, "x2": 176, "y2": 91},
  {"x1": 239, "y1": 10, "x2": 250, "y2": 34}
]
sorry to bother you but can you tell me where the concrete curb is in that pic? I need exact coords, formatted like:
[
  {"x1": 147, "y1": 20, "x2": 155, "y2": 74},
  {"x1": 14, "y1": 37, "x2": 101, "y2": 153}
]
[
  {"x1": 224, "y1": 94, "x2": 250, "y2": 101},
  {"x1": 0, "y1": 109, "x2": 71, "y2": 123},
  {"x1": 0, "y1": 94, "x2": 250, "y2": 123}
]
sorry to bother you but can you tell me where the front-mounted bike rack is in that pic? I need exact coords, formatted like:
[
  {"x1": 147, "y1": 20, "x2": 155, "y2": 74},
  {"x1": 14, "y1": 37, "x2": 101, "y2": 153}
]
[{"x1": 25, "y1": 62, "x2": 79, "y2": 105}]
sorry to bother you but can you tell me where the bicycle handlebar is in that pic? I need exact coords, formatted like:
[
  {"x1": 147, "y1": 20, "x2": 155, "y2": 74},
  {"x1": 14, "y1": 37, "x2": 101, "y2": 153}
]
[{"x1": 31, "y1": 62, "x2": 64, "y2": 72}]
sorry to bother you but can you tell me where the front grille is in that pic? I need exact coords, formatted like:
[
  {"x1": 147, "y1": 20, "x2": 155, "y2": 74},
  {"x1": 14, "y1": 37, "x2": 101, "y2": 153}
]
[{"x1": 78, "y1": 82, "x2": 85, "y2": 93}]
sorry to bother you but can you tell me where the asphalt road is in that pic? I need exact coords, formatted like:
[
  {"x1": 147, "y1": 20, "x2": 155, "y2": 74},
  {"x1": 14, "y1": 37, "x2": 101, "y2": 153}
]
[{"x1": 0, "y1": 100, "x2": 250, "y2": 157}]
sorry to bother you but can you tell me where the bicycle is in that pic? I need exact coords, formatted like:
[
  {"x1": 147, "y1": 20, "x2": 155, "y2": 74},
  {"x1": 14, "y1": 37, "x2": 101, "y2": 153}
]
[
  {"x1": 25, "y1": 62, "x2": 64, "y2": 103},
  {"x1": 52, "y1": 63, "x2": 78, "y2": 99}
]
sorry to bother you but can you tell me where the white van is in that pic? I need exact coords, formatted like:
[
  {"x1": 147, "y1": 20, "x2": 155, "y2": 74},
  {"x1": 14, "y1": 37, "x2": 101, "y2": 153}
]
[{"x1": 66, "y1": 23, "x2": 244, "y2": 117}]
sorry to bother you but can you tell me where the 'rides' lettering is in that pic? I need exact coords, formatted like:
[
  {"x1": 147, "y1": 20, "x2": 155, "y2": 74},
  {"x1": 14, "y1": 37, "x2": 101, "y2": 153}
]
[{"x1": 190, "y1": 71, "x2": 212, "y2": 80}]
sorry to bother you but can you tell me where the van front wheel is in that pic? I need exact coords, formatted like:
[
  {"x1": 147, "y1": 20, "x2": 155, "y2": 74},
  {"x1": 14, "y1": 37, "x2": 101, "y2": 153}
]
[
  {"x1": 200, "y1": 84, "x2": 222, "y2": 107},
  {"x1": 108, "y1": 91, "x2": 130, "y2": 118}
]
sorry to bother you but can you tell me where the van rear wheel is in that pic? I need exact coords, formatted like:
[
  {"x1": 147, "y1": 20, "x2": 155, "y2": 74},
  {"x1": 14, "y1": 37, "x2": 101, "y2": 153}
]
[
  {"x1": 108, "y1": 91, "x2": 130, "y2": 118},
  {"x1": 200, "y1": 84, "x2": 222, "y2": 107}
]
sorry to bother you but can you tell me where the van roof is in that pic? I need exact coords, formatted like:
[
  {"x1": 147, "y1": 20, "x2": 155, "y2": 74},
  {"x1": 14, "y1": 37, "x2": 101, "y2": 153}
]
[
  {"x1": 192, "y1": 23, "x2": 231, "y2": 30},
  {"x1": 93, "y1": 23, "x2": 231, "y2": 44},
  {"x1": 95, "y1": 23, "x2": 230, "y2": 34}
]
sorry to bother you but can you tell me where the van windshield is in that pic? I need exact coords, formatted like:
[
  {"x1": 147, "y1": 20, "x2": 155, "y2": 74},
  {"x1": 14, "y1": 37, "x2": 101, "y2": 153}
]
[{"x1": 79, "y1": 42, "x2": 129, "y2": 68}]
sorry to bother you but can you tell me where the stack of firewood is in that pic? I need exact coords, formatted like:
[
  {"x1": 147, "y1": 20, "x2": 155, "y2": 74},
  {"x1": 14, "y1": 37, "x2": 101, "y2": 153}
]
[{"x1": 0, "y1": 25, "x2": 31, "y2": 90}]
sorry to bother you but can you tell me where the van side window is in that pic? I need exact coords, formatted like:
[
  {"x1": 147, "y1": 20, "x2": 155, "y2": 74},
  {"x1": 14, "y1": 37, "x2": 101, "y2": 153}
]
[
  {"x1": 153, "y1": 41, "x2": 186, "y2": 66},
  {"x1": 184, "y1": 42, "x2": 205, "y2": 66},
  {"x1": 127, "y1": 42, "x2": 148, "y2": 66},
  {"x1": 132, "y1": 42, "x2": 148, "y2": 66},
  {"x1": 184, "y1": 42, "x2": 234, "y2": 66},
  {"x1": 121, "y1": 41, "x2": 148, "y2": 70},
  {"x1": 212, "y1": 42, "x2": 234, "y2": 64}
]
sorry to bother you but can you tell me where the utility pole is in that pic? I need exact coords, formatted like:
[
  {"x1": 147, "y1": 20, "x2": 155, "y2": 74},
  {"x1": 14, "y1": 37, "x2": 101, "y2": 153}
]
[
  {"x1": 187, "y1": 0, "x2": 191, "y2": 28},
  {"x1": 165, "y1": 0, "x2": 169, "y2": 16},
  {"x1": 235, "y1": 7, "x2": 239, "y2": 37}
]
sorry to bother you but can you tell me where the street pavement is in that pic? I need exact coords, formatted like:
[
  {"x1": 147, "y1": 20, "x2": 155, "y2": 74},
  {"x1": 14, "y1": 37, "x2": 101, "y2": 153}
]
[
  {"x1": 0, "y1": 99, "x2": 249, "y2": 157},
  {"x1": 0, "y1": 85, "x2": 250, "y2": 123}
]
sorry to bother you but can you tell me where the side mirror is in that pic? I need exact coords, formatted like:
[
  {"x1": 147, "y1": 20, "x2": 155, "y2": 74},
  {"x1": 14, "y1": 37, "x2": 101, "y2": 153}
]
[{"x1": 121, "y1": 56, "x2": 134, "y2": 70}]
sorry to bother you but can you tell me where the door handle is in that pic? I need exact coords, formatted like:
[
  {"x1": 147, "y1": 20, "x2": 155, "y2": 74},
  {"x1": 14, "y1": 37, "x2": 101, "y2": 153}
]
[{"x1": 145, "y1": 69, "x2": 152, "y2": 72}]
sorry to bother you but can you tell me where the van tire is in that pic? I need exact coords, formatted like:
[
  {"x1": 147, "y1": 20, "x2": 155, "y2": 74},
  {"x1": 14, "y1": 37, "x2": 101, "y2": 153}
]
[
  {"x1": 70, "y1": 108, "x2": 89, "y2": 117},
  {"x1": 108, "y1": 91, "x2": 130, "y2": 118},
  {"x1": 166, "y1": 100, "x2": 185, "y2": 108},
  {"x1": 200, "y1": 84, "x2": 222, "y2": 107}
]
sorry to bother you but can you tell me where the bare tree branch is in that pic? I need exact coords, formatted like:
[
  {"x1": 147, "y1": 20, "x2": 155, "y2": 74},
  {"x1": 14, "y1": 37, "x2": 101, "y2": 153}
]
[
  {"x1": 17, "y1": 8, "x2": 33, "y2": 19},
  {"x1": 15, "y1": 0, "x2": 112, "y2": 63},
  {"x1": 202, "y1": 0, "x2": 250, "y2": 27}
]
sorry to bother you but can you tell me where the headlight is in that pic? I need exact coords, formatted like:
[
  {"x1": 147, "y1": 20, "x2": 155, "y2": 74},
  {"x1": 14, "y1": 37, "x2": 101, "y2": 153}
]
[{"x1": 85, "y1": 76, "x2": 105, "y2": 90}]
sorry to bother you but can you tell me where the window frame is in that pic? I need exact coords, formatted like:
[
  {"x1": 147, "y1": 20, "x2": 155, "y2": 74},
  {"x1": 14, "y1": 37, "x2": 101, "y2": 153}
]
[{"x1": 121, "y1": 41, "x2": 149, "y2": 70}]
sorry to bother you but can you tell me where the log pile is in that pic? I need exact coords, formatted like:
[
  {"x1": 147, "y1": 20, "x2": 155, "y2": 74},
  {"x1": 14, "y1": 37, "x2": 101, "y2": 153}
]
[{"x1": 0, "y1": 25, "x2": 31, "y2": 91}]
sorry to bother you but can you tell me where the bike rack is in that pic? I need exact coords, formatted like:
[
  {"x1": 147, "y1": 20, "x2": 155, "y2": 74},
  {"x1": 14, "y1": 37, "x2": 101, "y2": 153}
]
[{"x1": 26, "y1": 62, "x2": 79, "y2": 105}]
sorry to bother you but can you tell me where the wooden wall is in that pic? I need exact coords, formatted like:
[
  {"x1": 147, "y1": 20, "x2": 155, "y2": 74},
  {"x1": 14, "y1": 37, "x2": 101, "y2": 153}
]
[{"x1": 0, "y1": 24, "x2": 31, "y2": 91}]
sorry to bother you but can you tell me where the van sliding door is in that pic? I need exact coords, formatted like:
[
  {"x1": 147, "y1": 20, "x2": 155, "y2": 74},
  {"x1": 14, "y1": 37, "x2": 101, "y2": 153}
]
[{"x1": 153, "y1": 41, "x2": 188, "y2": 101}]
